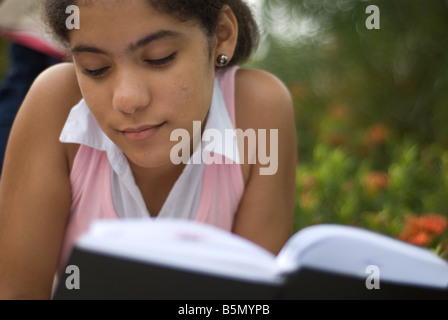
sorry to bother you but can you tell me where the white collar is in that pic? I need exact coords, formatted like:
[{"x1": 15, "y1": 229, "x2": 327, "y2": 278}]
[{"x1": 59, "y1": 79, "x2": 239, "y2": 175}]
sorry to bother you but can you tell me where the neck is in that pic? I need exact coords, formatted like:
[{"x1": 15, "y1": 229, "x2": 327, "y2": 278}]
[{"x1": 129, "y1": 160, "x2": 186, "y2": 217}]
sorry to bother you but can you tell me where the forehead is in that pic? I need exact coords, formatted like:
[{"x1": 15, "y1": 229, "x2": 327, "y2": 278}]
[
  {"x1": 74, "y1": 0, "x2": 186, "y2": 31},
  {"x1": 69, "y1": 0, "x2": 201, "y2": 42},
  {"x1": 68, "y1": 0, "x2": 206, "y2": 52}
]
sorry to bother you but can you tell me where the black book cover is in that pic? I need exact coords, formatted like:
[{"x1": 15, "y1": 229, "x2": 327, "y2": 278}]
[
  {"x1": 54, "y1": 247, "x2": 448, "y2": 300},
  {"x1": 53, "y1": 247, "x2": 282, "y2": 300},
  {"x1": 278, "y1": 267, "x2": 448, "y2": 300}
]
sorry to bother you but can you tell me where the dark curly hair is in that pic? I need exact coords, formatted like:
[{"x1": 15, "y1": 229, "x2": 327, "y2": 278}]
[{"x1": 40, "y1": 0, "x2": 260, "y2": 67}]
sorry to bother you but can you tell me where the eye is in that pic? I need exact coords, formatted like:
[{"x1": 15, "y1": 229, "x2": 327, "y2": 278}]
[
  {"x1": 146, "y1": 52, "x2": 177, "y2": 67},
  {"x1": 82, "y1": 67, "x2": 110, "y2": 77}
]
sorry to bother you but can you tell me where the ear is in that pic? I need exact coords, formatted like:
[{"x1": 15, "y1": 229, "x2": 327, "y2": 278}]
[{"x1": 214, "y1": 5, "x2": 238, "y2": 66}]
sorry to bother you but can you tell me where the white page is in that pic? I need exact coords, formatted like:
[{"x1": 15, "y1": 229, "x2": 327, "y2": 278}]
[
  {"x1": 276, "y1": 224, "x2": 448, "y2": 289},
  {"x1": 76, "y1": 218, "x2": 283, "y2": 284}
]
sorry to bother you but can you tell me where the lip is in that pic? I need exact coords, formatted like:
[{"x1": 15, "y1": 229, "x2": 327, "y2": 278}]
[{"x1": 121, "y1": 123, "x2": 165, "y2": 142}]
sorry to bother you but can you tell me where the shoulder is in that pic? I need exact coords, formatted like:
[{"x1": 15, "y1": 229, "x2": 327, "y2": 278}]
[
  {"x1": 11, "y1": 62, "x2": 82, "y2": 164},
  {"x1": 29, "y1": 62, "x2": 81, "y2": 107},
  {"x1": 235, "y1": 68, "x2": 292, "y2": 101},
  {"x1": 233, "y1": 67, "x2": 297, "y2": 182},
  {"x1": 16, "y1": 62, "x2": 81, "y2": 138},
  {"x1": 234, "y1": 68, "x2": 294, "y2": 131},
  {"x1": 231, "y1": 69, "x2": 297, "y2": 253}
]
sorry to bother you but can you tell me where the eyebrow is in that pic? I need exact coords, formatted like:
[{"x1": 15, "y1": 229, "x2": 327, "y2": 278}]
[{"x1": 71, "y1": 30, "x2": 182, "y2": 55}]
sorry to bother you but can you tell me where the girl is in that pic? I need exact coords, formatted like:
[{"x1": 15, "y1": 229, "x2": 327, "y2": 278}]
[{"x1": 0, "y1": 0, "x2": 297, "y2": 299}]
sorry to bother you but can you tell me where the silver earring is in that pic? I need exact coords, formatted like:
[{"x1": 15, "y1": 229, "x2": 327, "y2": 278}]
[{"x1": 217, "y1": 54, "x2": 229, "y2": 67}]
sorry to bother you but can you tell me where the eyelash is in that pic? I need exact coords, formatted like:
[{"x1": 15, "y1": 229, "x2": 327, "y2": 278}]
[
  {"x1": 146, "y1": 52, "x2": 177, "y2": 66},
  {"x1": 82, "y1": 52, "x2": 177, "y2": 77},
  {"x1": 82, "y1": 67, "x2": 109, "y2": 77}
]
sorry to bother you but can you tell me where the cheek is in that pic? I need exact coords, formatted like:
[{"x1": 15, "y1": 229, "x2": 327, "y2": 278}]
[
  {"x1": 78, "y1": 87, "x2": 111, "y2": 126},
  {"x1": 78, "y1": 77, "x2": 105, "y2": 110},
  {"x1": 76, "y1": 73, "x2": 113, "y2": 118},
  {"x1": 173, "y1": 82, "x2": 212, "y2": 125},
  {"x1": 167, "y1": 52, "x2": 215, "y2": 119}
]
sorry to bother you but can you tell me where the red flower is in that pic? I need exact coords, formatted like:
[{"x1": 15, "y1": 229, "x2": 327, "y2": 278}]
[
  {"x1": 406, "y1": 232, "x2": 431, "y2": 246},
  {"x1": 363, "y1": 172, "x2": 388, "y2": 195},
  {"x1": 329, "y1": 104, "x2": 348, "y2": 120},
  {"x1": 363, "y1": 124, "x2": 389, "y2": 147},
  {"x1": 400, "y1": 214, "x2": 448, "y2": 247},
  {"x1": 324, "y1": 132, "x2": 347, "y2": 147},
  {"x1": 417, "y1": 214, "x2": 448, "y2": 235},
  {"x1": 302, "y1": 175, "x2": 317, "y2": 193}
]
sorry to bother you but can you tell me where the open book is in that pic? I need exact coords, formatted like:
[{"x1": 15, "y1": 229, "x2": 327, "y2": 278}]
[{"x1": 53, "y1": 219, "x2": 448, "y2": 300}]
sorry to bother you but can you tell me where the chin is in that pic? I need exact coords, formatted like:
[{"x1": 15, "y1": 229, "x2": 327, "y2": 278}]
[{"x1": 126, "y1": 152, "x2": 173, "y2": 170}]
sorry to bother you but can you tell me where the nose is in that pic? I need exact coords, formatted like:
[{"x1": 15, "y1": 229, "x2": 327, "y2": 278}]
[{"x1": 112, "y1": 69, "x2": 151, "y2": 114}]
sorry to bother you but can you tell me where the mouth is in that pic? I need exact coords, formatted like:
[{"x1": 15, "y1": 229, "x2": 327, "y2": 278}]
[{"x1": 121, "y1": 122, "x2": 166, "y2": 142}]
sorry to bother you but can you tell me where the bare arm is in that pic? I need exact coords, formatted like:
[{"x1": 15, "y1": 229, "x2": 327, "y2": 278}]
[
  {"x1": 232, "y1": 68, "x2": 297, "y2": 255},
  {"x1": 0, "y1": 63, "x2": 81, "y2": 299}
]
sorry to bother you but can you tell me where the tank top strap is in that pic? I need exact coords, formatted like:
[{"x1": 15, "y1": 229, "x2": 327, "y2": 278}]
[
  {"x1": 195, "y1": 66, "x2": 244, "y2": 231},
  {"x1": 216, "y1": 66, "x2": 239, "y2": 126}
]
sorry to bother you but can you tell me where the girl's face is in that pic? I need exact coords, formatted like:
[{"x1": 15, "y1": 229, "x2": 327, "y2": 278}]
[{"x1": 69, "y1": 0, "x2": 216, "y2": 169}]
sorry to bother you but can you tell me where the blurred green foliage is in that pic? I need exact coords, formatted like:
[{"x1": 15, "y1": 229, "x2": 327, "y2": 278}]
[
  {"x1": 248, "y1": 0, "x2": 448, "y2": 256},
  {"x1": 251, "y1": 0, "x2": 448, "y2": 156}
]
